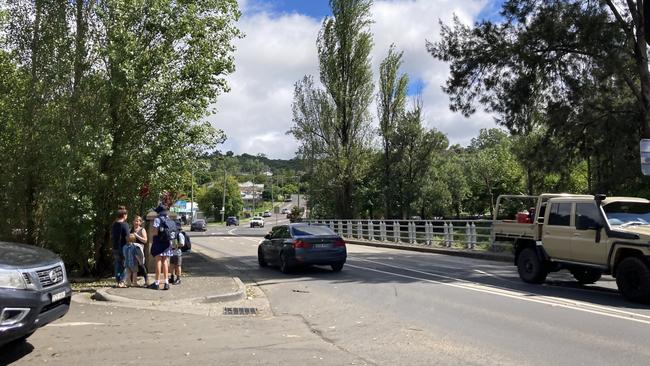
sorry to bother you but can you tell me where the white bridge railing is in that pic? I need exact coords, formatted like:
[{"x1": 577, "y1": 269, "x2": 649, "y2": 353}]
[{"x1": 307, "y1": 219, "x2": 510, "y2": 252}]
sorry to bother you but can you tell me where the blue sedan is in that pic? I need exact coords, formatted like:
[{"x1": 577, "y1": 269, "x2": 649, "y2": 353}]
[{"x1": 257, "y1": 223, "x2": 347, "y2": 273}]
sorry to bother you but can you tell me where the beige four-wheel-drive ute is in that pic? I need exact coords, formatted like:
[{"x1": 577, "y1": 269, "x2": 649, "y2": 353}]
[{"x1": 493, "y1": 193, "x2": 650, "y2": 303}]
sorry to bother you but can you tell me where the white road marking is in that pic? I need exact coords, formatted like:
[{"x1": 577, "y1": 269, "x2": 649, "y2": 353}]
[
  {"x1": 48, "y1": 322, "x2": 105, "y2": 327},
  {"x1": 347, "y1": 260, "x2": 650, "y2": 325}
]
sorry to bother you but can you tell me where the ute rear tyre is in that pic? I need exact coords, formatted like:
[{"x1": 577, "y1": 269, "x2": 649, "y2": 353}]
[
  {"x1": 571, "y1": 268, "x2": 602, "y2": 284},
  {"x1": 517, "y1": 247, "x2": 548, "y2": 284},
  {"x1": 616, "y1": 257, "x2": 650, "y2": 303},
  {"x1": 331, "y1": 263, "x2": 344, "y2": 272},
  {"x1": 257, "y1": 248, "x2": 267, "y2": 267}
]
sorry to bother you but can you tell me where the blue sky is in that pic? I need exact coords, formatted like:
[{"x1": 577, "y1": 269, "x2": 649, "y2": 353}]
[{"x1": 212, "y1": 0, "x2": 501, "y2": 158}]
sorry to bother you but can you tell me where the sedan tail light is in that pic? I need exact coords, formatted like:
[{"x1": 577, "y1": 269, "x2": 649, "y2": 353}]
[
  {"x1": 333, "y1": 238, "x2": 346, "y2": 247},
  {"x1": 292, "y1": 240, "x2": 312, "y2": 249}
]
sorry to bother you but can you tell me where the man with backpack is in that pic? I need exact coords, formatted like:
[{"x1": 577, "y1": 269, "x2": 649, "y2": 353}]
[{"x1": 149, "y1": 192, "x2": 178, "y2": 290}]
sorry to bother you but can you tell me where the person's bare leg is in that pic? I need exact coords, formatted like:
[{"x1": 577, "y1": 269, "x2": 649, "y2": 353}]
[
  {"x1": 162, "y1": 257, "x2": 169, "y2": 284},
  {"x1": 155, "y1": 257, "x2": 162, "y2": 285}
]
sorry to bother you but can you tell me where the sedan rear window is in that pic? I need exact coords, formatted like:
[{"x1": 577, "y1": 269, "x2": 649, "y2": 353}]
[{"x1": 292, "y1": 225, "x2": 337, "y2": 237}]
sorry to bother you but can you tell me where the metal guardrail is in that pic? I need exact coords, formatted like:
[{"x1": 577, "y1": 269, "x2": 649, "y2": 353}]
[{"x1": 307, "y1": 219, "x2": 511, "y2": 252}]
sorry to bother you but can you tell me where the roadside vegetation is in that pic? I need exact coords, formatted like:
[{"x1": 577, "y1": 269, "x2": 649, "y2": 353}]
[
  {"x1": 291, "y1": 0, "x2": 650, "y2": 220},
  {"x1": 0, "y1": 1, "x2": 241, "y2": 275}
]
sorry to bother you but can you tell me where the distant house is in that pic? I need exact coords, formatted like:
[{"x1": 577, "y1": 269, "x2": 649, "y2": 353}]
[{"x1": 239, "y1": 181, "x2": 264, "y2": 210}]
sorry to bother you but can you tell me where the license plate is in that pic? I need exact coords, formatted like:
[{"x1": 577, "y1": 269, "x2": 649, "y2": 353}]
[
  {"x1": 313, "y1": 244, "x2": 330, "y2": 248},
  {"x1": 52, "y1": 291, "x2": 66, "y2": 303}
]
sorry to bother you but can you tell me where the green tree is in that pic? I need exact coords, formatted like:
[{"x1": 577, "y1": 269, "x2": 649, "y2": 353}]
[
  {"x1": 196, "y1": 176, "x2": 244, "y2": 221},
  {"x1": 0, "y1": 0, "x2": 241, "y2": 275},
  {"x1": 465, "y1": 129, "x2": 524, "y2": 216},
  {"x1": 291, "y1": 0, "x2": 374, "y2": 218},
  {"x1": 376, "y1": 44, "x2": 408, "y2": 218},
  {"x1": 428, "y1": 0, "x2": 650, "y2": 196}
]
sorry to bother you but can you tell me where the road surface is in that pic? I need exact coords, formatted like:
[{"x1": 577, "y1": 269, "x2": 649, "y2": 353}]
[{"x1": 193, "y1": 236, "x2": 650, "y2": 365}]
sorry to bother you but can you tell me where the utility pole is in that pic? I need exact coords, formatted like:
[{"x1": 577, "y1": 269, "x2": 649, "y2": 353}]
[
  {"x1": 221, "y1": 167, "x2": 226, "y2": 222},
  {"x1": 190, "y1": 169, "x2": 194, "y2": 223},
  {"x1": 297, "y1": 174, "x2": 301, "y2": 217}
]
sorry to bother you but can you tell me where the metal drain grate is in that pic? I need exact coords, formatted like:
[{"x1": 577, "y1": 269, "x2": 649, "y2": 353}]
[{"x1": 223, "y1": 307, "x2": 258, "y2": 316}]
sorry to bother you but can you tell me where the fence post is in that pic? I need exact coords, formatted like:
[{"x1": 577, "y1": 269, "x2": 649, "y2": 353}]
[
  {"x1": 443, "y1": 222, "x2": 448, "y2": 247},
  {"x1": 465, "y1": 222, "x2": 471, "y2": 249},
  {"x1": 338, "y1": 221, "x2": 343, "y2": 236},
  {"x1": 357, "y1": 220, "x2": 362, "y2": 239},
  {"x1": 471, "y1": 222, "x2": 477, "y2": 249},
  {"x1": 449, "y1": 222, "x2": 454, "y2": 247},
  {"x1": 347, "y1": 220, "x2": 353, "y2": 238},
  {"x1": 425, "y1": 221, "x2": 431, "y2": 245},
  {"x1": 380, "y1": 220, "x2": 386, "y2": 242},
  {"x1": 408, "y1": 221, "x2": 413, "y2": 244},
  {"x1": 394, "y1": 221, "x2": 400, "y2": 242}
]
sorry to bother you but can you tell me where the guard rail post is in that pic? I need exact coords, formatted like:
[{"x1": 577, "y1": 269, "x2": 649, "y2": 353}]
[
  {"x1": 357, "y1": 220, "x2": 363, "y2": 239},
  {"x1": 465, "y1": 223, "x2": 471, "y2": 249},
  {"x1": 380, "y1": 220, "x2": 387, "y2": 242},
  {"x1": 394, "y1": 221, "x2": 400, "y2": 243},
  {"x1": 408, "y1": 221, "x2": 414, "y2": 244},
  {"x1": 442, "y1": 222, "x2": 449, "y2": 247},
  {"x1": 449, "y1": 222, "x2": 455, "y2": 247},
  {"x1": 470, "y1": 223, "x2": 477, "y2": 249},
  {"x1": 425, "y1": 221, "x2": 432, "y2": 245},
  {"x1": 347, "y1": 220, "x2": 353, "y2": 238},
  {"x1": 338, "y1": 221, "x2": 343, "y2": 236},
  {"x1": 368, "y1": 220, "x2": 374, "y2": 241}
]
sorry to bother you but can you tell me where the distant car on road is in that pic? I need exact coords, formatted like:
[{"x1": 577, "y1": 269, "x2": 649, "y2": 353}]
[
  {"x1": 281, "y1": 208, "x2": 289, "y2": 214},
  {"x1": 262, "y1": 211, "x2": 272, "y2": 218},
  {"x1": 0, "y1": 242, "x2": 72, "y2": 347},
  {"x1": 226, "y1": 216, "x2": 239, "y2": 226},
  {"x1": 284, "y1": 198, "x2": 292, "y2": 202},
  {"x1": 257, "y1": 223, "x2": 347, "y2": 273},
  {"x1": 190, "y1": 219, "x2": 207, "y2": 231},
  {"x1": 250, "y1": 216, "x2": 265, "y2": 228}
]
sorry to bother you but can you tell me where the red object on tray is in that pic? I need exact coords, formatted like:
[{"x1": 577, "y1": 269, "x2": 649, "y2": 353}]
[{"x1": 516, "y1": 212, "x2": 531, "y2": 223}]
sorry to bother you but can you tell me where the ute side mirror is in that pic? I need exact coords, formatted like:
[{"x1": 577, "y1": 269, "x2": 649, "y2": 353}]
[{"x1": 264, "y1": 234, "x2": 271, "y2": 240}]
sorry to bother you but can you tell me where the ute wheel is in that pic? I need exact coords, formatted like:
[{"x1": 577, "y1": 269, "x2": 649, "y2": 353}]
[
  {"x1": 280, "y1": 255, "x2": 291, "y2": 274},
  {"x1": 258, "y1": 248, "x2": 267, "y2": 267},
  {"x1": 571, "y1": 268, "x2": 602, "y2": 284},
  {"x1": 331, "y1": 263, "x2": 344, "y2": 272},
  {"x1": 517, "y1": 247, "x2": 547, "y2": 284},
  {"x1": 616, "y1": 257, "x2": 650, "y2": 303}
]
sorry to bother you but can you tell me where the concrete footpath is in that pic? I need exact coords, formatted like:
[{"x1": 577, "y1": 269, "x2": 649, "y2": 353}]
[{"x1": 89, "y1": 250, "x2": 249, "y2": 311}]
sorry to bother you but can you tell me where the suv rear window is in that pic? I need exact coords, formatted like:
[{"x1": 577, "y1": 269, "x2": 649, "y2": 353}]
[
  {"x1": 291, "y1": 225, "x2": 337, "y2": 237},
  {"x1": 548, "y1": 203, "x2": 571, "y2": 226}
]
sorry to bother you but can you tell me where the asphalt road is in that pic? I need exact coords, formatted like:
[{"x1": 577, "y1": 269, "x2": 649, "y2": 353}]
[
  {"x1": 193, "y1": 236, "x2": 650, "y2": 366},
  {"x1": 189, "y1": 195, "x2": 300, "y2": 237}
]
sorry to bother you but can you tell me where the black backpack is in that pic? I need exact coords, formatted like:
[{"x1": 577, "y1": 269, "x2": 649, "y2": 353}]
[
  {"x1": 157, "y1": 215, "x2": 179, "y2": 246},
  {"x1": 181, "y1": 231, "x2": 191, "y2": 252}
]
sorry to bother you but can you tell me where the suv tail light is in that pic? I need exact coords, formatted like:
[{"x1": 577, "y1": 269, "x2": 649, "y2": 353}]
[
  {"x1": 333, "y1": 238, "x2": 346, "y2": 247},
  {"x1": 292, "y1": 240, "x2": 312, "y2": 249}
]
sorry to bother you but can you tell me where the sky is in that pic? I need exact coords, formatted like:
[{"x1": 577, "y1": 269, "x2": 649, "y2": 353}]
[{"x1": 210, "y1": 0, "x2": 505, "y2": 159}]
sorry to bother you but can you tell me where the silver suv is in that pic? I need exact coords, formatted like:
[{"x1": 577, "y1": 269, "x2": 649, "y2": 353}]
[{"x1": 0, "y1": 241, "x2": 72, "y2": 346}]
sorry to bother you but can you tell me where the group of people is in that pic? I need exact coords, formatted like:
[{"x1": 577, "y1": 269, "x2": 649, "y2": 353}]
[{"x1": 111, "y1": 193, "x2": 189, "y2": 290}]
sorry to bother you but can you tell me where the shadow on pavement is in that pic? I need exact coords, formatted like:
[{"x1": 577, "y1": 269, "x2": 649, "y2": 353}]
[
  {"x1": 196, "y1": 244, "x2": 650, "y2": 313},
  {"x1": 0, "y1": 339, "x2": 35, "y2": 365}
]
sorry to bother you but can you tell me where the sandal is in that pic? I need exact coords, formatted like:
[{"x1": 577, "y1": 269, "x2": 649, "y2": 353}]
[{"x1": 116, "y1": 282, "x2": 127, "y2": 288}]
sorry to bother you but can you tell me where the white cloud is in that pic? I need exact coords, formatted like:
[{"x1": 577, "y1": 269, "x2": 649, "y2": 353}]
[{"x1": 209, "y1": 0, "x2": 496, "y2": 159}]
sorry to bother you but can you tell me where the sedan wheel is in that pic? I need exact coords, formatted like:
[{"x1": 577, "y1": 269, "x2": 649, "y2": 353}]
[
  {"x1": 280, "y1": 255, "x2": 291, "y2": 274},
  {"x1": 331, "y1": 263, "x2": 344, "y2": 272},
  {"x1": 258, "y1": 248, "x2": 267, "y2": 267}
]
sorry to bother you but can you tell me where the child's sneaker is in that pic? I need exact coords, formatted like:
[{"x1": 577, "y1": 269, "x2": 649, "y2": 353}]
[
  {"x1": 148, "y1": 283, "x2": 159, "y2": 290},
  {"x1": 173, "y1": 278, "x2": 181, "y2": 285},
  {"x1": 163, "y1": 283, "x2": 170, "y2": 290}
]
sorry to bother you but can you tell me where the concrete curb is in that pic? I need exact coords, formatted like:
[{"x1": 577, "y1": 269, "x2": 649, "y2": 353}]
[
  {"x1": 92, "y1": 276, "x2": 246, "y2": 305},
  {"x1": 346, "y1": 240, "x2": 513, "y2": 263}
]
